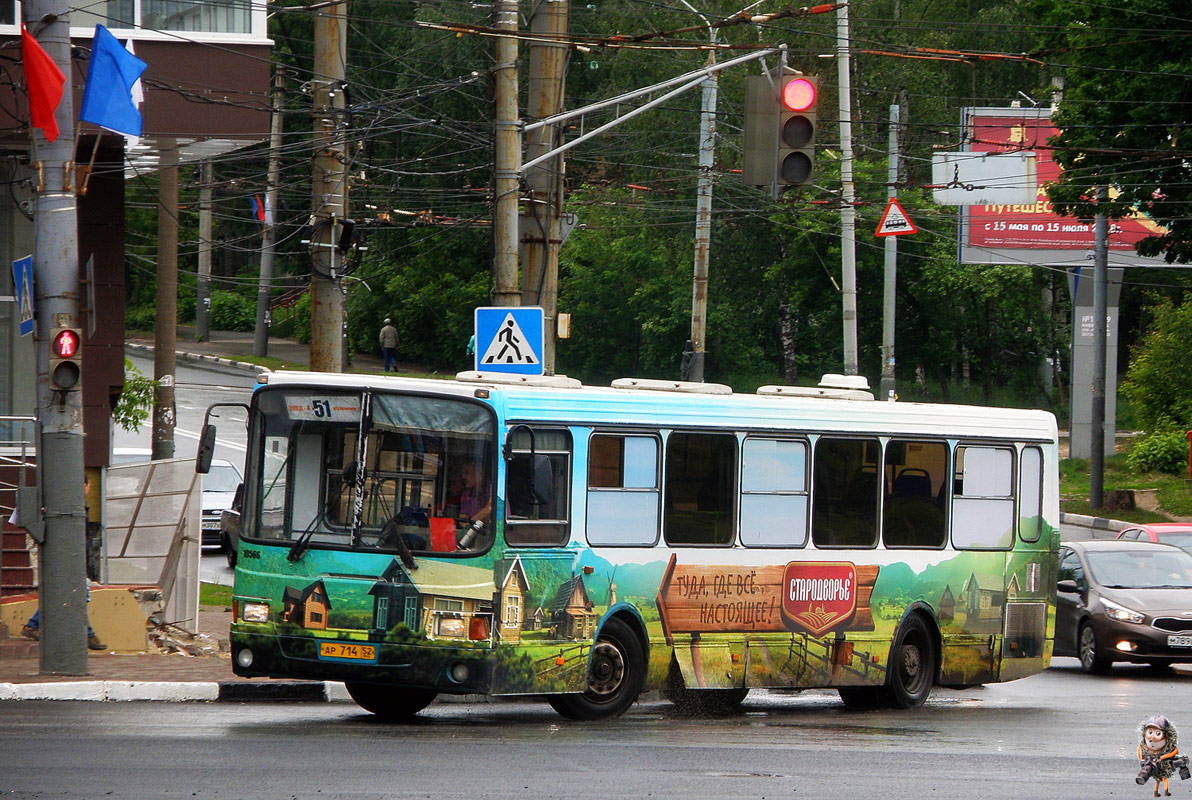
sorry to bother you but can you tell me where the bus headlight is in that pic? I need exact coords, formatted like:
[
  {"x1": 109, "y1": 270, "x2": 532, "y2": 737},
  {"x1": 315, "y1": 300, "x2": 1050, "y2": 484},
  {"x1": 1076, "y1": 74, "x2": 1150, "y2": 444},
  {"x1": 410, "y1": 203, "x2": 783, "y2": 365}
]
[
  {"x1": 242, "y1": 602, "x2": 271, "y2": 623},
  {"x1": 1102, "y1": 599, "x2": 1144, "y2": 624}
]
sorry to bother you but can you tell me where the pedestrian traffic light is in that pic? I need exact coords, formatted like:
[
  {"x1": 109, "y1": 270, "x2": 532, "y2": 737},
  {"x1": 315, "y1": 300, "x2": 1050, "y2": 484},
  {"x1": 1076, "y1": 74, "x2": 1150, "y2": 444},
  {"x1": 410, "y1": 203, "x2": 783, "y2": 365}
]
[
  {"x1": 741, "y1": 71, "x2": 818, "y2": 187},
  {"x1": 48, "y1": 327, "x2": 82, "y2": 390},
  {"x1": 777, "y1": 73, "x2": 817, "y2": 185}
]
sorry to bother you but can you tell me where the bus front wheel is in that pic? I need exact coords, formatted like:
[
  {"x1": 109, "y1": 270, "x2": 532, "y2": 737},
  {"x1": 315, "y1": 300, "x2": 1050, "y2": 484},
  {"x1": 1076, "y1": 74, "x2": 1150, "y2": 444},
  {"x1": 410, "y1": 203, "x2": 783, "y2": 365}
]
[
  {"x1": 885, "y1": 614, "x2": 936, "y2": 708},
  {"x1": 344, "y1": 683, "x2": 437, "y2": 720},
  {"x1": 548, "y1": 617, "x2": 644, "y2": 720}
]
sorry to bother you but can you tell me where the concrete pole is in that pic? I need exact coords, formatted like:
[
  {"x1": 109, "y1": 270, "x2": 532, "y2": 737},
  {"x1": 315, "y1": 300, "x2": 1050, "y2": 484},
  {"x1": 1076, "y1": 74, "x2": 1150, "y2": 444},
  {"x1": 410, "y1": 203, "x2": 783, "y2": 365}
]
[
  {"x1": 196, "y1": 161, "x2": 212, "y2": 341},
  {"x1": 492, "y1": 0, "x2": 521, "y2": 307},
  {"x1": 310, "y1": 1, "x2": 347, "y2": 372},
  {"x1": 836, "y1": 0, "x2": 858, "y2": 376},
  {"x1": 1090, "y1": 186, "x2": 1108, "y2": 510},
  {"x1": 879, "y1": 104, "x2": 899, "y2": 400},
  {"x1": 152, "y1": 140, "x2": 178, "y2": 460},
  {"x1": 255, "y1": 67, "x2": 285, "y2": 357},
  {"x1": 24, "y1": 1, "x2": 88, "y2": 674},
  {"x1": 523, "y1": 0, "x2": 567, "y2": 372},
  {"x1": 688, "y1": 51, "x2": 717, "y2": 384}
]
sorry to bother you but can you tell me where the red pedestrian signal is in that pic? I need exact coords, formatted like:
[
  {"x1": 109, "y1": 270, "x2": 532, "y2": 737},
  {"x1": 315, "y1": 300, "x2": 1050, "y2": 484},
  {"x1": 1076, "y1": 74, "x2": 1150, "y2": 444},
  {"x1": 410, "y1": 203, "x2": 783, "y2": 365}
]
[{"x1": 49, "y1": 328, "x2": 82, "y2": 390}]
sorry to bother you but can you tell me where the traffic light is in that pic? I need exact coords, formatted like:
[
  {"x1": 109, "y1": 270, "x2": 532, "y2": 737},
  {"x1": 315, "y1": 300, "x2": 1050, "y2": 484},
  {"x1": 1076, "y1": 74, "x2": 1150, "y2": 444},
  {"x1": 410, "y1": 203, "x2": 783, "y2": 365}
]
[
  {"x1": 741, "y1": 71, "x2": 818, "y2": 187},
  {"x1": 777, "y1": 73, "x2": 817, "y2": 185},
  {"x1": 49, "y1": 327, "x2": 82, "y2": 390}
]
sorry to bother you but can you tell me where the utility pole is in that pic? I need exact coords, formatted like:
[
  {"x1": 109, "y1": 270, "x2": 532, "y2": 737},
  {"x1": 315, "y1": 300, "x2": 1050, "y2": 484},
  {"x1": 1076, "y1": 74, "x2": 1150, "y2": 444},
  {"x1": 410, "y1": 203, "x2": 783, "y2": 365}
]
[
  {"x1": 1090, "y1": 185, "x2": 1108, "y2": 510},
  {"x1": 310, "y1": 0, "x2": 347, "y2": 372},
  {"x1": 836, "y1": 0, "x2": 858, "y2": 376},
  {"x1": 879, "y1": 104, "x2": 899, "y2": 400},
  {"x1": 492, "y1": 0, "x2": 521, "y2": 307},
  {"x1": 196, "y1": 161, "x2": 212, "y2": 341},
  {"x1": 522, "y1": 0, "x2": 568, "y2": 372},
  {"x1": 152, "y1": 140, "x2": 178, "y2": 460},
  {"x1": 255, "y1": 66, "x2": 285, "y2": 357},
  {"x1": 24, "y1": 2, "x2": 88, "y2": 674}
]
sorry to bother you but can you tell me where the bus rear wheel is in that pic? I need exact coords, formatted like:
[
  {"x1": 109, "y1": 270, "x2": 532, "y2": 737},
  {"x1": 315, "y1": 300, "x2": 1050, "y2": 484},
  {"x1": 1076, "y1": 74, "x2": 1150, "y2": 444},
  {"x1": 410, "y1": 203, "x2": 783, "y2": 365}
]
[
  {"x1": 344, "y1": 683, "x2": 437, "y2": 720},
  {"x1": 885, "y1": 614, "x2": 936, "y2": 708},
  {"x1": 548, "y1": 618, "x2": 644, "y2": 721}
]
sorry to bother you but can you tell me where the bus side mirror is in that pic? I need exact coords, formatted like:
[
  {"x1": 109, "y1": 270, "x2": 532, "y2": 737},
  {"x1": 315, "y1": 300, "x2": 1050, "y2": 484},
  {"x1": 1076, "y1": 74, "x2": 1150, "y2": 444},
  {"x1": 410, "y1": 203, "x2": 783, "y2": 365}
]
[
  {"x1": 232, "y1": 482, "x2": 244, "y2": 512},
  {"x1": 196, "y1": 424, "x2": 216, "y2": 474}
]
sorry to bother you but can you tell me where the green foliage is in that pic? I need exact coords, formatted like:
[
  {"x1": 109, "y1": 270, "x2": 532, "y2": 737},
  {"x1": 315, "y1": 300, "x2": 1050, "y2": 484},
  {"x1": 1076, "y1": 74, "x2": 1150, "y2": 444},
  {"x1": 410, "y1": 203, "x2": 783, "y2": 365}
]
[
  {"x1": 293, "y1": 293, "x2": 312, "y2": 345},
  {"x1": 209, "y1": 290, "x2": 256, "y2": 332},
  {"x1": 1030, "y1": 0, "x2": 1192, "y2": 264},
  {"x1": 125, "y1": 306, "x2": 156, "y2": 331},
  {"x1": 1122, "y1": 297, "x2": 1192, "y2": 430},
  {"x1": 1126, "y1": 429, "x2": 1189, "y2": 476},
  {"x1": 112, "y1": 358, "x2": 156, "y2": 433}
]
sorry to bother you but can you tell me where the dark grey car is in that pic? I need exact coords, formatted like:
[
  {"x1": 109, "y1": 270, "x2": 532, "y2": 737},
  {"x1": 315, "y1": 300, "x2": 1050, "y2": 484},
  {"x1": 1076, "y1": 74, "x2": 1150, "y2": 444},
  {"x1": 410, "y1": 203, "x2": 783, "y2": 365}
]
[{"x1": 1055, "y1": 540, "x2": 1192, "y2": 673}]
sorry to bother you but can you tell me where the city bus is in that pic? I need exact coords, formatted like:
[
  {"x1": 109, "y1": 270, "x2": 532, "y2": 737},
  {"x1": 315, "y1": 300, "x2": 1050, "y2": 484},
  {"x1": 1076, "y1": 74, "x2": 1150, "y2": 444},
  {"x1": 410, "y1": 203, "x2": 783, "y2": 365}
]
[{"x1": 198, "y1": 370, "x2": 1059, "y2": 720}]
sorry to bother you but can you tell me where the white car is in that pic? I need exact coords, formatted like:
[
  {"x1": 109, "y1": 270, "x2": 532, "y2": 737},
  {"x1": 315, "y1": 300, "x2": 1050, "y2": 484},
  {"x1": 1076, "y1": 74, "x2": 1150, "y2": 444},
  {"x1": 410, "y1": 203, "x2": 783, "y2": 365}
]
[{"x1": 202, "y1": 459, "x2": 243, "y2": 550}]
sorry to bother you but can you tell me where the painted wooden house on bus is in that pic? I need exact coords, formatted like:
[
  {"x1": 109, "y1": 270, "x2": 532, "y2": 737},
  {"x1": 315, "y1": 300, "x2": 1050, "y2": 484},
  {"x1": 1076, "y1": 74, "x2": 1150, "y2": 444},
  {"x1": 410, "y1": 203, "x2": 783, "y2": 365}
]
[
  {"x1": 550, "y1": 575, "x2": 597, "y2": 640},
  {"x1": 282, "y1": 580, "x2": 331, "y2": 630}
]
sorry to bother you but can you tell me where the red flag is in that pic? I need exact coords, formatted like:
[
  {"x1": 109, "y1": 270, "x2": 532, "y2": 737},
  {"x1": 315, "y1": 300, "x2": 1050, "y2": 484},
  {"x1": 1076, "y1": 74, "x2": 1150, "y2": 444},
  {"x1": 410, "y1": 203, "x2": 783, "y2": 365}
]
[{"x1": 20, "y1": 24, "x2": 65, "y2": 143}]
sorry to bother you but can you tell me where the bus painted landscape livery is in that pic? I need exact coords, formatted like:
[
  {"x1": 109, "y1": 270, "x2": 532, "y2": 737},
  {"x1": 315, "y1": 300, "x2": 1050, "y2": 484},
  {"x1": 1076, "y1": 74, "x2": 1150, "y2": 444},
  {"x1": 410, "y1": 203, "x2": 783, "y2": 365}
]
[{"x1": 199, "y1": 370, "x2": 1059, "y2": 720}]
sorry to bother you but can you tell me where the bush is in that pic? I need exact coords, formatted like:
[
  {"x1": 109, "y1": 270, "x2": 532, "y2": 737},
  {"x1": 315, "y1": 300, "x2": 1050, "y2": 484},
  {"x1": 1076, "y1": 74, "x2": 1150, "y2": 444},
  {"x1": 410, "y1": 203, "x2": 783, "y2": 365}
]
[
  {"x1": 292, "y1": 293, "x2": 312, "y2": 345},
  {"x1": 209, "y1": 290, "x2": 256, "y2": 332},
  {"x1": 125, "y1": 305, "x2": 155, "y2": 331},
  {"x1": 1126, "y1": 429, "x2": 1189, "y2": 476}
]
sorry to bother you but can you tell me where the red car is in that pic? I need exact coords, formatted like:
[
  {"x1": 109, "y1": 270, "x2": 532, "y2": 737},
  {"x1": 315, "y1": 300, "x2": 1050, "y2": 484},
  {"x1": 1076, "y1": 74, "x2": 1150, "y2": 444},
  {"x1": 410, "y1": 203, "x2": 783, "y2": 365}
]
[{"x1": 1117, "y1": 523, "x2": 1192, "y2": 556}]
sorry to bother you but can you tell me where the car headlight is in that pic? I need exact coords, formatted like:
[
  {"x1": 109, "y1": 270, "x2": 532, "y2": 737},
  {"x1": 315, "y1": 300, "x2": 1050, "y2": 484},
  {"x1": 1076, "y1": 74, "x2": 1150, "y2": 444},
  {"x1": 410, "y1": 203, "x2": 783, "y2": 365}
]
[
  {"x1": 1101, "y1": 598, "x2": 1145, "y2": 624},
  {"x1": 241, "y1": 602, "x2": 271, "y2": 623}
]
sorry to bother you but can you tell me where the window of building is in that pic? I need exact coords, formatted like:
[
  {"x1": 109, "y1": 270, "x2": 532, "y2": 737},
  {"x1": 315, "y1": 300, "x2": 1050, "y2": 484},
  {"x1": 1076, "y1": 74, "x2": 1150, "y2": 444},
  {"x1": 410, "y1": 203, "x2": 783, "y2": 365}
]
[
  {"x1": 504, "y1": 594, "x2": 521, "y2": 627},
  {"x1": 952, "y1": 445, "x2": 1015, "y2": 550},
  {"x1": 586, "y1": 433, "x2": 660, "y2": 546},
  {"x1": 664, "y1": 432, "x2": 737, "y2": 546},
  {"x1": 505, "y1": 427, "x2": 571, "y2": 546},
  {"x1": 1019, "y1": 446, "x2": 1044, "y2": 542},
  {"x1": 739, "y1": 438, "x2": 808, "y2": 547},
  {"x1": 812, "y1": 437, "x2": 880, "y2": 548},
  {"x1": 883, "y1": 440, "x2": 948, "y2": 548}
]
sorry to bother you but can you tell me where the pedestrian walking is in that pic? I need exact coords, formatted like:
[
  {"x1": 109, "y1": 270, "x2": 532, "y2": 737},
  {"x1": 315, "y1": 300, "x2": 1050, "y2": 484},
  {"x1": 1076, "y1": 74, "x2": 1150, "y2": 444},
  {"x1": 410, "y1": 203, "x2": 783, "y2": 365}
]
[{"x1": 379, "y1": 318, "x2": 400, "y2": 372}]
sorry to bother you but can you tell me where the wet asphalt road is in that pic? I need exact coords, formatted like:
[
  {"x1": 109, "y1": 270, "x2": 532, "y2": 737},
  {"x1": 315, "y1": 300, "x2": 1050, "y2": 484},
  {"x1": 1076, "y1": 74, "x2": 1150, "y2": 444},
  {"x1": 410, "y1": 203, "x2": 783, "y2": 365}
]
[{"x1": 2, "y1": 660, "x2": 1186, "y2": 799}]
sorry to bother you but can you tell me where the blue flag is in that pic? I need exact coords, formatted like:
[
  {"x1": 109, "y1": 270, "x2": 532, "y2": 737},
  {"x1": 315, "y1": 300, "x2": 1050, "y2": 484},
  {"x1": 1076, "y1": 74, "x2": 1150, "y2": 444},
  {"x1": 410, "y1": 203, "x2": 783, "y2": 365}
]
[{"x1": 79, "y1": 25, "x2": 147, "y2": 136}]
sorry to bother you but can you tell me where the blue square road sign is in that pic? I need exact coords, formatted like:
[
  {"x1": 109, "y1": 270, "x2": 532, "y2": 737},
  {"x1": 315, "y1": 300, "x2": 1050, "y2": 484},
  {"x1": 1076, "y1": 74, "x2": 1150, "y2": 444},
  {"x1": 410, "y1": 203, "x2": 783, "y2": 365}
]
[{"x1": 474, "y1": 306, "x2": 544, "y2": 375}]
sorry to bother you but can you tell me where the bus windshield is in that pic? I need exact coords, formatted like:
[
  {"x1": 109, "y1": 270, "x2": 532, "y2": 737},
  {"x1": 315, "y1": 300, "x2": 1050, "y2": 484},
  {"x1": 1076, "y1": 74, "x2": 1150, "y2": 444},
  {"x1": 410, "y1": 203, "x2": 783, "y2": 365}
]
[{"x1": 247, "y1": 388, "x2": 496, "y2": 556}]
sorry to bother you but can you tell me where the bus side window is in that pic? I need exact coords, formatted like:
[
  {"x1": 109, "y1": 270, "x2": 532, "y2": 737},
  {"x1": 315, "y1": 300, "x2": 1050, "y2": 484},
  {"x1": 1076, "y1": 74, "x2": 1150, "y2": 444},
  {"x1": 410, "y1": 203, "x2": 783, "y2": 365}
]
[
  {"x1": 812, "y1": 437, "x2": 880, "y2": 548},
  {"x1": 505, "y1": 427, "x2": 572, "y2": 546},
  {"x1": 586, "y1": 433, "x2": 660, "y2": 547},
  {"x1": 883, "y1": 440, "x2": 948, "y2": 549},
  {"x1": 740, "y1": 437, "x2": 808, "y2": 547},
  {"x1": 951, "y1": 445, "x2": 1015, "y2": 550},
  {"x1": 1018, "y1": 446, "x2": 1044, "y2": 542},
  {"x1": 664, "y1": 432, "x2": 737, "y2": 546}
]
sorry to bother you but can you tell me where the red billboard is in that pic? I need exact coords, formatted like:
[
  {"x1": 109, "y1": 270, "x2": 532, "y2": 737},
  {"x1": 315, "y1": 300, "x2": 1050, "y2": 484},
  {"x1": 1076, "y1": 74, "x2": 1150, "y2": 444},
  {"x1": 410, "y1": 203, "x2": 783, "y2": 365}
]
[{"x1": 961, "y1": 108, "x2": 1166, "y2": 265}]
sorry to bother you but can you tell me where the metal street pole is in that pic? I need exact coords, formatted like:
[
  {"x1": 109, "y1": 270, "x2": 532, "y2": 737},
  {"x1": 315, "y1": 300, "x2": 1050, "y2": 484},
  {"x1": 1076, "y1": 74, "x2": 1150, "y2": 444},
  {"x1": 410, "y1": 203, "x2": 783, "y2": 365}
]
[
  {"x1": 523, "y1": 0, "x2": 568, "y2": 372},
  {"x1": 1090, "y1": 186, "x2": 1108, "y2": 510},
  {"x1": 196, "y1": 161, "x2": 212, "y2": 341},
  {"x1": 310, "y1": 1, "x2": 347, "y2": 372},
  {"x1": 255, "y1": 67, "x2": 285, "y2": 357},
  {"x1": 492, "y1": 0, "x2": 521, "y2": 307},
  {"x1": 879, "y1": 104, "x2": 899, "y2": 400},
  {"x1": 152, "y1": 140, "x2": 178, "y2": 460},
  {"x1": 836, "y1": 0, "x2": 858, "y2": 376},
  {"x1": 23, "y1": 1, "x2": 88, "y2": 673}
]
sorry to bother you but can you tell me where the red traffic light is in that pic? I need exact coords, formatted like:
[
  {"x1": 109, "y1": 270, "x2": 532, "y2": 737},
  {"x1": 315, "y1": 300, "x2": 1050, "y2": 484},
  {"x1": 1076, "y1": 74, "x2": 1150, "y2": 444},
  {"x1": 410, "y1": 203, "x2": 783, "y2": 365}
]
[
  {"x1": 781, "y1": 78, "x2": 816, "y2": 112},
  {"x1": 52, "y1": 329, "x2": 79, "y2": 359}
]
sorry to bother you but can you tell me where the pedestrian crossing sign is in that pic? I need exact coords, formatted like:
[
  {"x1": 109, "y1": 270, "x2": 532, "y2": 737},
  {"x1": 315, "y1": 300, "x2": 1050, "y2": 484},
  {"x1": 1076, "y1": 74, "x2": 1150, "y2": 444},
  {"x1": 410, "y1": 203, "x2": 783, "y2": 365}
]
[
  {"x1": 11, "y1": 256, "x2": 33, "y2": 337},
  {"x1": 475, "y1": 306, "x2": 544, "y2": 375}
]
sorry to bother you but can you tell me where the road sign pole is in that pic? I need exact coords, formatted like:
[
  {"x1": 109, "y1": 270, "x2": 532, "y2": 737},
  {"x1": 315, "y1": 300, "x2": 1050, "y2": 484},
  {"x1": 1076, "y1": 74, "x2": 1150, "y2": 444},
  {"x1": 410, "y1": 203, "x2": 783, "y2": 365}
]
[
  {"x1": 880, "y1": 104, "x2": 900, "y2": 401},
  {"x1": 23, "y1": 0, "x2": 89, "y2": 674}
]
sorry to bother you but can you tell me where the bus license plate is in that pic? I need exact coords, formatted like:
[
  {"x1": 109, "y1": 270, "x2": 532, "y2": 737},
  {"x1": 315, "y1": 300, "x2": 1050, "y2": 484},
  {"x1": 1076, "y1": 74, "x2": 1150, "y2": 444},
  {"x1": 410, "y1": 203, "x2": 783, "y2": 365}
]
[
  {"x1": 1168, "y1": 635, "x2": 1192, "y2": 648},
  {"x1": 319, "y1": 642, "x2": 377, "y2": 662}
]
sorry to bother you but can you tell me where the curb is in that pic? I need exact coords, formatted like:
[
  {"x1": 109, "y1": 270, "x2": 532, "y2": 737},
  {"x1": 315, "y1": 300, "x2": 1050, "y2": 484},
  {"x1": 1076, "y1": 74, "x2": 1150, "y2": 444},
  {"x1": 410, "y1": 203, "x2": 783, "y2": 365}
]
[
  {"x1": 0, "y1": 680, "x2": 341, "y2": 702},
  {"x1": 1059, "y1": 512, "x2": 1129, "y2": 534},
  {"x1": 126, "y1": 342, "x2": 270, "y2": 376}
]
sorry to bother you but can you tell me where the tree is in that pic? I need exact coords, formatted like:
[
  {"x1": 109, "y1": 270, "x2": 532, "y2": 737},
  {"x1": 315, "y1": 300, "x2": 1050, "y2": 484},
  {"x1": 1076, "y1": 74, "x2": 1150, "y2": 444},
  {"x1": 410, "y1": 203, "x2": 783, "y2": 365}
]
[
  {"x1": 1031, "y1": 0, "x2": 1192, "y2": 263},
  {"x1": 1121, "y1": 296, "x2": 1192, "y2": 431},
  {"x1": 113, "y1": 358, "x2": 156, "y2": 433}
]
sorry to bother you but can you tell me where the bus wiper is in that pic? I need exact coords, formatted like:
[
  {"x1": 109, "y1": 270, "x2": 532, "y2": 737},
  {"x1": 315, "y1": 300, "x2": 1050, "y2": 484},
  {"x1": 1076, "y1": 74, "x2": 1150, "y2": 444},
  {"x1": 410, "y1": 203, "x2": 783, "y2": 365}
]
[{"x1": 287, "y1": 516, "x2": 322, "y2": 562}]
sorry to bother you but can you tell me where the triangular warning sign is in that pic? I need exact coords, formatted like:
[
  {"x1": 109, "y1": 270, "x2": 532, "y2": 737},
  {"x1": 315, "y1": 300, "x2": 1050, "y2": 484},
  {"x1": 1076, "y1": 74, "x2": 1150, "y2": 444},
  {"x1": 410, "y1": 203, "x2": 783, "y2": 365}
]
[
  {"x1": 876, "y1": 198, "x2": 918, "y2": 237},
  {"x1": 480, "y1": 313, "x2": 541, "y2": 366}
]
